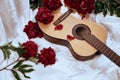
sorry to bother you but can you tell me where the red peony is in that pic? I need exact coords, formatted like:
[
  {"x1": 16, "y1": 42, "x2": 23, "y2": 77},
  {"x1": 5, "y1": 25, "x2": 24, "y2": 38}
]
[
  {"x1": 42, "y1": 0, "x2": 62, "y2": 11},
  {"x1": 23, "y1": 21, "x2": 43, "y2": 39},
  {"x1": 64, "y1": 0, "x2": 94, "y2": 18},
  {"x1": 38, "y1": 47, "x2": 56, "y2": 67},
  {"x1": 64, "y1": 0, "x2": 77, "y2": 9},
  {"x1": 35, "y1": 7, "x2": 54, "y2": 24},
  {"x1": 22, "y1": 41, "x2": 38, "y2": 59}
]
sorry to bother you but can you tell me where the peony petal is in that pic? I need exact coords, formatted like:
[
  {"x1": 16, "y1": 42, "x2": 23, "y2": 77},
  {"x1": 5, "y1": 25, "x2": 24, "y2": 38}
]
[
  {"x1": 67, "y1": 35, "x2": 75, "y2": 40},
  {"x1": 54, "y1": 24, "x2": 63, "y2": 30}
]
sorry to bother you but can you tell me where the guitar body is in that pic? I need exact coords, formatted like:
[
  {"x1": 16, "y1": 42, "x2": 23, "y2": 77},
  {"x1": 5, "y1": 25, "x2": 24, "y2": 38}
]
[{"x1": 38, "y1": 8, "x2": 108, "y2": 61}]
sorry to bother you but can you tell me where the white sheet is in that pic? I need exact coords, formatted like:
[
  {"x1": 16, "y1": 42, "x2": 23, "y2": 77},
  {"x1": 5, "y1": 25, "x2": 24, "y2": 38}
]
[{"x1": 0, "y1": 0, "x2": 120, "y2": 80}]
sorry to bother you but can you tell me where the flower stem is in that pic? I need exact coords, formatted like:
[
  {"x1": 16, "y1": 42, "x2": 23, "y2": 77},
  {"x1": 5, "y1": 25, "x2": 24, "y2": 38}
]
[
  {"x1": 0, "y1": 58, "x2": 24, "y2": 71},
  {"x1": 0, "y1": 46, "x2": 3, "y2": 49},
  {"x1": 4, "y1": 68, "x2": 14, "y2": 71}
]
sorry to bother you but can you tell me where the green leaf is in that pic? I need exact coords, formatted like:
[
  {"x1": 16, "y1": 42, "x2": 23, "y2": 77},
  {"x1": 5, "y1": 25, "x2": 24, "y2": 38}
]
[
  {"x1": 2, "y1": 42, "x2": 12, "y2": 48},
  {"x1": 18, "y1": 64, "x2": 33, "y2": 71},
  {"x1": 18, "y1": 64, "x2": 33, "y2": 79},
  {"x1": 13, "y1": 61, "x2": 23, "y2": 69},
  {"x1": 108, "y1": 5, "x2": 114, "y2": 16},
  {"x1": 6, "y1": 49, "x2": 11, "y2": 58},
  {"x1": 94, "y1": 0, "x2": 120, "y2": 17},
  {"x1": 38, "y1": 0, "x2": 42, "y2": 7},
  {"x1": 116, "y1": 6, "x2": 120, "y2": 10},
  {"x1": 20, "y1": 64, "x2": 33, "y2": 69},
  {"x1": 94, "y1": 1, "x2": 104, "y2": 14},
  {"x1": 103, "y1": 3, "x2": 108, "y2": 16},
  {"x1": 2, "y1": 48, "x2": 11, "y2": 60},
  {"x1": 115, "y1": 6, "x2": 120, "y2": 17},
  {"x1": 22, "y1": 69, "x2": 34, "y2": 73},
  {"x1": 22, "y1": 72, "x2": 30, "y2": 79},
  {"x1": 13, "y1": 64, "x2": 33, "y2": 79},
  {"x1": 30, "y1": 3, "x2": 37, "y2": 10},
  {"x1": 114, "y1": 0, "x2": 120, "y2": 4},
  {"x1": 11, "y1": 70, "x2": 22, "y2": 80},
  {"x1": 0, "y1": 42, "x2": 12, "y2": 60},
  {"x1": 115, "y1": 10, "x2": 120, "y2": 17},
  {"x1": 28, "y1": 57, "x2": 38, "y2": 64},
  {"x1": 16, "y1": 47, "x2": 25, "y2": 57},
  {"x1": 20, "y1": 69, "x2": 32, "y2": 79},
  {"x1": 30, "y1": 4, "x2": 37, "y2": 10},
  {"x1": 96, "y1": 2, "x2": 102, "y2": 6},
  {"x1": 2, "y1": 49, "x2": 7, "y2": 60},
  {"x1": 111, "y1": 2, "x2": 118, "y2": 7},
  {"x1": 30, "y1": 0, "x2": 42, "y2": 10},
  {"x1": 103, "y1": 9, "x2": 107, "y2": 16},
  {"x1": 10, "y1": 45, "x2": 17, "y2": 51}
]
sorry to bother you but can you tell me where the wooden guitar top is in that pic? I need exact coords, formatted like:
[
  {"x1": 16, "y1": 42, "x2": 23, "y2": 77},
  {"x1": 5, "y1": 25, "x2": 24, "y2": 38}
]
[{"x1": 38, "y1": 8, "x2": 108, "y2": 61}]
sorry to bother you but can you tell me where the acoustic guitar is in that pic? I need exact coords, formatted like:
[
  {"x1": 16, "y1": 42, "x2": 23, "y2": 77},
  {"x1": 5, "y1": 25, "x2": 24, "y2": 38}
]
[{"x1": 38, "y1": 7, "x2": 120, "y2": 67}]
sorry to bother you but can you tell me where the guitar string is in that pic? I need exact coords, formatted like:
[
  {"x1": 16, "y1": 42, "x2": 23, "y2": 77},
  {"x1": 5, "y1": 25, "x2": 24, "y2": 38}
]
[{"x1": 85, "y1": 34, "x2": 120, "y2": 66}]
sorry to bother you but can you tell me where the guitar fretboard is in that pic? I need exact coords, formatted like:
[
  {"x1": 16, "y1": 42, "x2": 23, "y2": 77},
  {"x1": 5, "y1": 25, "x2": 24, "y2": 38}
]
[{"x1": 83, "y1": 34, "x2": 120, "y2": 67}]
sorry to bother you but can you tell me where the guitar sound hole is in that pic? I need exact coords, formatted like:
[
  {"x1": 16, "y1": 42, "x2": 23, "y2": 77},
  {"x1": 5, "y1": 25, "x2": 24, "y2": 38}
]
[{"x1": 72, "y1": 24, "x2": 91, "y2": 40}]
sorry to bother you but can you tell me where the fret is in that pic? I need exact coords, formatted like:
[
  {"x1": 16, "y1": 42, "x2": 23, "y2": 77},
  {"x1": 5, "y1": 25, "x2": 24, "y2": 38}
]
[
  {"x1": 113, "y1": 56, "x2": 120, "y2": 67},
  {"x1": 90, "y1": 35, "x2": 108, "y2": 53},
  {"x1": 90, "y1": 35, "x2": 115, "y2": 59},
  {"x1": 84, "y1": 35, "x2": 101, "y2": 49},
  {"x1": 102, "y1": 46, "x2": 109, "y2": 54},
  {"x1": 113, "y1": 55, "x2": 117, "y2": 61},
  {"x1": 100, "y1": 45, "x2": 107, "y2": 52},
  {"x1": 103, "y1": 48, "x2": 119, "y2": 63},
  {"x1": 116, "y1": 57, "x2": 120, "y2": 64},
  {"x1": 103, "y1": 48, "x2": 112, "y2": 56},
  {"x1": 92, "y1": 36, "x2": 98, "y2": 46},
  {"x1": 88, "y1": 35, "x2": 96, "y2": 45},
  {"x1": 97, "y1": 42, "x2": 106, "y2": 52},
  {"x1": 107, "y1": 50, "x2": 114, "y2": 59},
  {"x1": 90, "y1": 35, "x2": 109, "y2": 54},
  {"x1": 114, "y1": 55, "x2": 120, "y2": 62},
  {"x1": 92, "y1": 35, "x2": 100, "y2": 48},
  {"x1": 87, "y1": 35, "x2": 94, "y2": 44},
  {"x1": 82, "y1": 34, "x2": 120, "y2": 67}
]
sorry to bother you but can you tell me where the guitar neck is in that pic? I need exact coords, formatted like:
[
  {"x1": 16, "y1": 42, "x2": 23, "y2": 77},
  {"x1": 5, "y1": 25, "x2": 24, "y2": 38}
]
[{"x1": 83, "y1": 34, "x2": 120, "y2": 67}]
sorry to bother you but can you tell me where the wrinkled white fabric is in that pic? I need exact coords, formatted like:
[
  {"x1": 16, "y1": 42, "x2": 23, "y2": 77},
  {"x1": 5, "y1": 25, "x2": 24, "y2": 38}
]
[
  {"x1": 0, "y1": 0, "x2": 30, "y2": 39},
  {"x1": 0, "y1": 17, "x2": 8, "y2": 45},
  {"x1": 0, "y1": 0, "x2": 120, "y2": 80}
]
